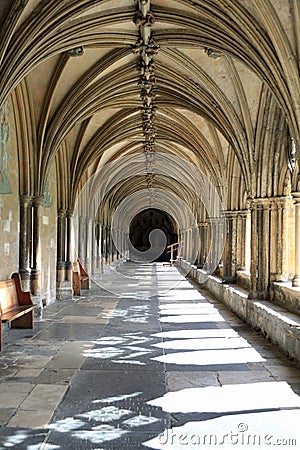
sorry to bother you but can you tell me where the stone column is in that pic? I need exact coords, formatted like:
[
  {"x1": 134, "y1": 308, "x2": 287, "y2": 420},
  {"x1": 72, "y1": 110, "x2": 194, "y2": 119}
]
[
  {"x1": 106, "y1": 225, "x2": 111, "y2": 263},
  {"x1": 110, "y1": 228, "x2": 117, "y2": 262},
  {"x1": 85, "y1": 217, "x2": 92, "y2": 273},
  {"x1": 101, "y1": 224, "x2": 106, "y2": 266},
  {"x1": 91, "y1": 219, "x2": 97, "y2": 275},
  {"x1": 236, "y1": 210, "x2": 250, "y2": 271},
  {"x1": 197, "y1": 224, "x2": 202, "y2": 267},
  {"x1": 249, "y1": 198, "x2": 271, "y2": 299},
  {"x1": 205, "y1": 218, "x2": 225, "y2": 275},
  {"x1": 270, "y1": 197, "x2": 293, "y2": 282},
  {"x1": 56, "y1": 209, "x2": 66, "y2": 285},
  {"x1": 223, "y1": 211, "x2": 238, "y2": 283},
  {"x1": 96, "y1": 222, "x2": 101, "y2": 269},
  {"x1": 223, "y1": 210, "x2": 250, "y2": 282},
  {"x1": 56, "y1": 209, "x2": 73, "y2": 299},
  {"x1": 181, "y1": 229, "x2": 188, "y2": 260},
  {"x1": 19, "y1": 195, "x2": 32, "y2": 290},
  {"x1": 30, "y1": 196, "x2": 43, "y2": 296},
  {"x1": 78, "y1": 216, "x2": 86, "y2": 262},
  {"x1": 199, "y1": 222, "x2": 208, "y2": 268},
  {"x1": 187, "y1": 228, "x2": 192, "y2": 262},
  {"x1": 65, "y1": 210, "x2": 73, "y2": 282},
  {"x1": 292, "y1": 193, "x2": 300, "y2": 286}
]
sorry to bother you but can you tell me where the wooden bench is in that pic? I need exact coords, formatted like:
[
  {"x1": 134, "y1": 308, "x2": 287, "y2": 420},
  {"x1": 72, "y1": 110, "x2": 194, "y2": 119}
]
[
  {"x1": 77, "y1": 258, "x2": 89, "y2": 290},
  {"x1": 72, "y1": 259, "x2": 89, "y2": 296},
  {"x1": 0, "y1": 273, "x2": 37, "y2": 351}
]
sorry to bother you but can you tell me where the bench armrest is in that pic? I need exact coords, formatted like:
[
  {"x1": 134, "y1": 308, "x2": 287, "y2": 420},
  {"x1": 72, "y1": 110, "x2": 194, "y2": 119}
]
[{"x1": 11, "y1": 273, "x2": 33, "y2": 306}]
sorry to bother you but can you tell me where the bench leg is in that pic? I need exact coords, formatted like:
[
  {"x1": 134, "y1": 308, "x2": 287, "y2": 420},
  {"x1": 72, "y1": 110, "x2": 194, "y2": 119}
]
[
  {"x1": 0, "y1": 323, "x2": 2, "y2": 351},
  {"x1": 73, "y1": 272, "x2": 81, "y2": 296},
  {"x1": 10, "y1": 311, "x2": 34, "y2": 329},
  {"x1": 81, "y1": 278, "x2": 89, "y2": 290}
]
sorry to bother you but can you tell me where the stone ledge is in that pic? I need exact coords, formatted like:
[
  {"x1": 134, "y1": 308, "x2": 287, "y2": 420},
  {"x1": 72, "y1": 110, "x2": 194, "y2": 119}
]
[
  {"x1": 270, "y1": 281, "x2": 300, "y2": 315},
  {"x1": 178, "y1": 260, "x2": 300, "y2": 364}
]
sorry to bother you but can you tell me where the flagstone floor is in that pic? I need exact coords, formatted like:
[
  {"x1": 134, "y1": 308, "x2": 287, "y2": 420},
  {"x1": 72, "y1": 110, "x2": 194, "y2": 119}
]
[{"x1": 0, "y1": 262, "x2": 300, "y2": 449}]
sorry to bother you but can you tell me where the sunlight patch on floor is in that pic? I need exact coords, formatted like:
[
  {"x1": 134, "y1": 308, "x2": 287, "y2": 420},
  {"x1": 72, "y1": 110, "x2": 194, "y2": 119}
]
[
  {"x1": 151, "y1": 329, "x2": 239, "y2": 339},
  {"x1": 147, "y1": 381, "x2": 300, "y2": 413},
  {"x1": 152, "y1": 347, "x2": 265, "y2": 365},
  {"x1": 160, "y1": 313, "x2": 226, "y2": 323},
  {"x1": 144, "y1": 409, "x2": 300, "y2": 449},
  {"x1": 152, "y1": 337, "x2": 251, "y2": 351}
]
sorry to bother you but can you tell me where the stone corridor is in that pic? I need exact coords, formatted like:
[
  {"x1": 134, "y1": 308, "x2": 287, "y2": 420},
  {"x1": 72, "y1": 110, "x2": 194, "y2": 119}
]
[{"x1": 0, "y1": 263, "x2": 300, "y2": 449}]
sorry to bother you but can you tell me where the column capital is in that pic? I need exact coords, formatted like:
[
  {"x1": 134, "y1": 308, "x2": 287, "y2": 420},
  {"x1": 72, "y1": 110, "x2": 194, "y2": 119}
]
[
  {"x1": 293, "y1": 191, "x2": 300, "y2": 286},
  {"x1": 32, "y1": 195, "x2": 43, "y2": 207},
  {"x1": 206, "y1": 216, "x2": 225, "y2": 224},
  {"x1": 224, "y1": 209, "x2": 250, "y2": 219},
  {"x1": 57, "y1": 208, "x2": 67, "y2": 218},
  {"x1": 270, "y1": 196, "x2": 294, "y2": 209},
  {"x1": 19, "y1": 194, "x2": 32, "y2": 207},
  {"x1": 249, "y1": 196, "x2": 295, "y2": 210},
  {"x1": 248, "y1": 197, "x2": 272, "y2": 209},
  {"x1": 292, "y1": 192, "x2": 300, "y2": 203}
]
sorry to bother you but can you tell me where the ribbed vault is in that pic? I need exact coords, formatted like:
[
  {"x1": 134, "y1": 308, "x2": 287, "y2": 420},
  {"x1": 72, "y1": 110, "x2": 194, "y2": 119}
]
[{"x1": 0, "y1": 0, "x2": 299, "y2": 255}]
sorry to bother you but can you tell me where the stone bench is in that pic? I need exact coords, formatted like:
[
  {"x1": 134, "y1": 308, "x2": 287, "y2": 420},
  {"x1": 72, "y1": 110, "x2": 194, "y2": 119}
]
[{"x1": 0, "y1": 273, "x2": 37, "y2": 351}]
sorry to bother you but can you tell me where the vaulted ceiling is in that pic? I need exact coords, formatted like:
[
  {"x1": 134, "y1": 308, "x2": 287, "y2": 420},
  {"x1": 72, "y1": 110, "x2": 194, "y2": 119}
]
[{"x1": 1, "y1": 0, "x2": 299, "y2": 219}]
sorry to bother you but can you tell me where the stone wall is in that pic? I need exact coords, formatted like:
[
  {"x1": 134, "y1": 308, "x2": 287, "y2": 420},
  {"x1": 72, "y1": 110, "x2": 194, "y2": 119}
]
[
  {"x1": 39, "y1": 163, "x2": 57, "y2": 305},
  {"x1": 0, "y1": 101, "x2": 58, "y2": 305},
  {"x1": 0, "y1": 100, "x2": 19, "y2": 280},
  {"x1": 270, "y1": 282, "x2": 300, "y2": 315}
]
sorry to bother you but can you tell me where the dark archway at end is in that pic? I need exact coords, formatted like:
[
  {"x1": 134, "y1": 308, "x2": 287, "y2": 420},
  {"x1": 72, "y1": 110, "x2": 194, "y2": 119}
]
[{"x1": 129, "y1": 208, "x2": 178, "y2": 262}]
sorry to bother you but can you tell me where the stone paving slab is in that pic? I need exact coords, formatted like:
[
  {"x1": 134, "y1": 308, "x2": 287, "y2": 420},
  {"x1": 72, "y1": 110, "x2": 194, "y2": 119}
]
[
  {"x1": 0, "y1": 428, "x2": 49, "y2": 449},
  {"x1": 33, "y1": 322, "x2": 104, "y2": 341}
]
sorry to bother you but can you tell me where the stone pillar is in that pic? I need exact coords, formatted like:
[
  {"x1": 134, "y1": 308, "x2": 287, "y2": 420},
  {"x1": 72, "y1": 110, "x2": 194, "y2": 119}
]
[
  {"x1": 91, "y1": 219, "x2": 97, "y2": 275},
  {"x1": 110, "y1": 226, "x2": 114, "y2": 262},
  {"x1": 223, "y1": 210, "x2": 250, "y2": 282},
  {"x1": 249, "y1": 198, "x2": 271, "y2": 299},
  {"x1": 205, "y1": 218, "x2": 225, "y2": 275},
  {"x1": 270, "y1": 197, "x2": 293, "y2": 282},
  {"x1": 30, "y1": 196, "x2": 42, "y2": 297},
  {"x1": 108, "y1": 225, "x2": 113, "y2": 263},
  {"x1": 259, "y1": 200, "x2": 270, "y2": 296},
  {"x1": 190, "y1": 225, "x2": 199, "y2": 265},
  {"x1": 96, "y1": 222, "x2": 102, "y2": 269},
  {"x1": 78, "y1": 216, "x2": 86, "y2": 262},
  {"x1": 101, "y1": 224, "x2": 107, "y2": 266},
  {"x1": 198, "y1": 222, "x2": 208, "y2": 268},
  {"x1": 236, "y1": 210, "x2": 250, "y2": 270},
  {"x1": 182, "y1": 229, "x2": 188, "y2": 260},
  {"x1": 56, "y1": 209, "x2": 66, "y2": 285},
  {"x1": 19, "y1": 195, "x2": 32, "y2": 290},
  {"x1": 85, "y1": 217, "x2": 92, "y2": 273},
  {"x1": 223, "y1": 211, "x2": 238, "y2": 282},
  {"x1": 249, "y1": 200, "x2": 258, "y2": 297},
  {"x1": 56, "y1": 209, "x2": 73, "y2": 299},
  {"x1": 292, "y1": 193, "x2": 300, "y2": 286},
  {"x1": 65, "y1": 210, "x2": 73, "y2": 282},
  {"x1": 187, "y1": 228, "x2": 192, "y2": 261},
  {"x1": 197, "y1": 224, "x2": 202, "y2": 267}
]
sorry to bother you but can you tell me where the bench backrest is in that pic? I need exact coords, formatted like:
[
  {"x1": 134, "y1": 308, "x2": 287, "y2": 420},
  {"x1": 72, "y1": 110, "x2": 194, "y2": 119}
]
[
  {"x1": 72, "y1": 262, "x2": 80, "y2": 273},
  {"x1": 0, "y1": 279, "x2": 18, "y2": 314},
  {"x1": 77, "y1": 258, "x2": 89, "y2": 278}
]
